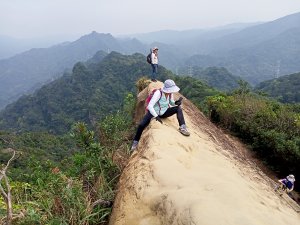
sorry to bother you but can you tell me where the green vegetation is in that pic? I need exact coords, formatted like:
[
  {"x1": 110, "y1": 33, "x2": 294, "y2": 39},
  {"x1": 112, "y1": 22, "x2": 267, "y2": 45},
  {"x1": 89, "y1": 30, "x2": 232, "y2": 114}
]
[
  {"x1": 0, "y1": 68, "x2": 220, "y2": 224},
  {"x1": 0, "y1": 93, "x2": 135, "y2": 224},
  {"x1": 0, "y1": 52, "x2": 170, "y2": 134},
  {"x1": 0, "y1": 132, "x2": 75, "y2": 182},
  {"x1": 173, "y1": 76, "x2": 220, "y2": 111},
  {"x1": 1, "y1": 50, "x2": 300, "y2": 223},
  {"x1": 205, "y1": 86, "x2": 300, "y2": 191},
  {"x1": 0, "y1": 31, "x2": 146, "y2": 110},
  {"x1": 0, "y1": 52, "x2": 143, "y2": 224},
  {"x1": 255, "y1": 72, "x2": 300, "y2": 103},
  {"x1": 178, "y1": 66, "x2": 240, "y2": 92}
]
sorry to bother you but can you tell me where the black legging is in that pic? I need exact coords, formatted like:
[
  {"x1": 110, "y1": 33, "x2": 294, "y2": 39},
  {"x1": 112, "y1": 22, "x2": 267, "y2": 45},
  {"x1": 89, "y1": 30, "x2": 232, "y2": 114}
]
[{"x1": 133, "y1": 106, "x2": 186, "y2": 141}]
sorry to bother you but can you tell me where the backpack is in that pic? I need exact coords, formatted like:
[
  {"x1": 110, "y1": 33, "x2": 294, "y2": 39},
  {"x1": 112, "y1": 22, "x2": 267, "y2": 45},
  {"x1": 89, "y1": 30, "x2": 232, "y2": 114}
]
[
  {"x1": 145, "y1": 89, "x2": 162, "y2": 112},
  {"x1": 146, "y1": 53, "x2": 152, "y2": 64}
]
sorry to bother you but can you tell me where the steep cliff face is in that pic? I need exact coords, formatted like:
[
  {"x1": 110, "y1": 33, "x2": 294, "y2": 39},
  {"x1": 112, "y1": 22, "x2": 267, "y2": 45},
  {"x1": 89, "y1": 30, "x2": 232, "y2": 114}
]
[{"x1": 110, "y1": 82, "x2": 300, "y2": 225}]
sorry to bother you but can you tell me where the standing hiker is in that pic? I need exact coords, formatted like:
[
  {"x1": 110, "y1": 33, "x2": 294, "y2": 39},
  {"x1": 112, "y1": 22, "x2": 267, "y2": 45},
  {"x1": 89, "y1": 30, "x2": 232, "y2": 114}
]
[
  {"x1": 131, "y1": 79, "x2": 190, "y2": 151},
  {"x1": 151, "y1": 47, "x2": 159, "y2": 82}
]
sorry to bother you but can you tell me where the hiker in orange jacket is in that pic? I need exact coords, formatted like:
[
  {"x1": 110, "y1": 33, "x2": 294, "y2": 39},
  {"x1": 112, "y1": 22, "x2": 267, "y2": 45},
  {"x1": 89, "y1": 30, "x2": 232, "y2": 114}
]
[{"x1": 131, "y1": 79, "x2": 190, "y2": 151}]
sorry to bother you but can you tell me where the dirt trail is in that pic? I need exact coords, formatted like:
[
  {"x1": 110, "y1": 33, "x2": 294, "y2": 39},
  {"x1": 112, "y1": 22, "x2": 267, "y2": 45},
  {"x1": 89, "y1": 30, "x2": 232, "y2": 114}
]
[{"x1": 109, "y1": 82, "x2": 300, "y2": 225}]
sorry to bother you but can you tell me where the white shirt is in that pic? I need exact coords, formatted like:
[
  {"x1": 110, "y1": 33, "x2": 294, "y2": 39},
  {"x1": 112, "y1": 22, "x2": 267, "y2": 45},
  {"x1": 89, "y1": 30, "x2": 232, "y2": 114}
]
[
  {"x1": 151, "y1": 52, "x2": 158, "y2": 64},
  {"x1": 148, "y1": 90, "x2": 175, "y2": 117}
]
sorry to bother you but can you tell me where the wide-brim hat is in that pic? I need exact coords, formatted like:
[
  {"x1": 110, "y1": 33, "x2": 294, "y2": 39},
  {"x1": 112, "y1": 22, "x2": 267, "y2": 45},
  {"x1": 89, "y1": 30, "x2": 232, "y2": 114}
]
[
  {"x1": 287, "y1": 175, "x2": 295, "y2": 182},
  {"x1": 162, "y1": 79, "x2": 180, "y2": 93}
]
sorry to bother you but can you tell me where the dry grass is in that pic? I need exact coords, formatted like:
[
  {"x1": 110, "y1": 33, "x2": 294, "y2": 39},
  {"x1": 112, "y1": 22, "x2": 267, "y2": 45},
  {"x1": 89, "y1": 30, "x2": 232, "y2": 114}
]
[{"x1": 136, "y1": 77, "x2": 151, "y2": 93}]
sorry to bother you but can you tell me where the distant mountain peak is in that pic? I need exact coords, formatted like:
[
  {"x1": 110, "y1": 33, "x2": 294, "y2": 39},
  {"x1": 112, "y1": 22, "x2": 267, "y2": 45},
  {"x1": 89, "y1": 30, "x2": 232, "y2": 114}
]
[
  {"x1": 76, "y1": 31, "x2": 114, "y2": 43},
  {"x1": 88, "y1": 31, "x2": 112, "y2": 38}
]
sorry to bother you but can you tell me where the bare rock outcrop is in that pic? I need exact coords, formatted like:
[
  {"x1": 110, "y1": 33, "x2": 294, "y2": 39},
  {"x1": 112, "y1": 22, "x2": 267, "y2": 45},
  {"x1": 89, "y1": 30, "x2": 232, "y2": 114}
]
[{"x1": 110, "y1": 82, "x2": 300, "y2": 225}]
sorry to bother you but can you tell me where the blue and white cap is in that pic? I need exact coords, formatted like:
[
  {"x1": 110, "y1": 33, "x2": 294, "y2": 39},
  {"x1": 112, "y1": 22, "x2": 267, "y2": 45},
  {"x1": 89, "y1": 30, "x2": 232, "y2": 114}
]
[{"x1": 162, "y1": 79, "x2": 180, "y2": 93}]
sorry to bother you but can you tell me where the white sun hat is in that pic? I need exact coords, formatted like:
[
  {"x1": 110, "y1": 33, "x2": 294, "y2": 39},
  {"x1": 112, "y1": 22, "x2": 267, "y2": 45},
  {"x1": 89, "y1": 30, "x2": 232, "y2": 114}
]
[
  {"x1": 287, "y1": 174, "x2": 295, "y2": 182},
  {"x1": 162, "y1": 79, "x2": 180, "y2": 93}
]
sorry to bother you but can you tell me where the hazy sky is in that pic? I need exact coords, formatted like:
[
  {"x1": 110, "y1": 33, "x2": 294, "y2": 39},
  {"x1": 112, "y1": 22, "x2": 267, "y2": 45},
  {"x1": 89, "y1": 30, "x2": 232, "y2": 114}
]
[{"x1": 1, "y1": 0, "x2": 300, "y2": 39}]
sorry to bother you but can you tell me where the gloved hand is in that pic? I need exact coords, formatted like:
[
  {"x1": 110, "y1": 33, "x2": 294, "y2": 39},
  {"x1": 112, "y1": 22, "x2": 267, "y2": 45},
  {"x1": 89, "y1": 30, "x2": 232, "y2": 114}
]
[
  {"x1": 156, "y1": 116, "x2": 163, "y2": 124},
  {"x1": 175, "y1": 97, "x2": 183, "y2": 106}
]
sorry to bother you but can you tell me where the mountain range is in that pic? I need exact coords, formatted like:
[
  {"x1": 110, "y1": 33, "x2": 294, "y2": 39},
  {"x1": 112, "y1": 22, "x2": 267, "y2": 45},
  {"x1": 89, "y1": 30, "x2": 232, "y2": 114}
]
[
  {"x1": 123, "y1": 22, "x2": 260, "y2": 45},
  {"x1": 1, "y1": 12, "x2": 300, "y2": 110},
  {"x1": 0, "y1": 35, "x2": 74, "y2": 60},
  {"x1": 0, "y1": 32, "x2": 146, "y2": 109},
  {"x1": 182, "y1": 12, "x2": 300, "y2": 84}
]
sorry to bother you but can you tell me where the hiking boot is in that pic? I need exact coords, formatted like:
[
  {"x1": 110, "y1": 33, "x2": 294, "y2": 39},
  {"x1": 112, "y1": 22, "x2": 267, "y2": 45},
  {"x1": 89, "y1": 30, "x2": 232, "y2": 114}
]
[
  {"x1": 131, "y1": 140, "x2": 139, "y2": 151},
  {"x1": 179, "y1": 125, "x2": 190, "y2": 136}
]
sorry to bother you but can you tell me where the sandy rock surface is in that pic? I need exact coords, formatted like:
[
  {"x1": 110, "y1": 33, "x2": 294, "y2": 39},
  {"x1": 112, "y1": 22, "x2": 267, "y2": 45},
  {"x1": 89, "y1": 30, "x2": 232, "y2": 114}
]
[{"x1": 110, "y1": 81, "x2": 300, "y2": 225}]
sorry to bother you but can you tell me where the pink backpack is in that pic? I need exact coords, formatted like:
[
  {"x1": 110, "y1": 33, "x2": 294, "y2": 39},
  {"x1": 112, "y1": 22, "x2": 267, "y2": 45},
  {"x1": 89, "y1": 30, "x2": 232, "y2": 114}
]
[{"x1": 145, "y1": 89, "x2": 162, "y2": 112}]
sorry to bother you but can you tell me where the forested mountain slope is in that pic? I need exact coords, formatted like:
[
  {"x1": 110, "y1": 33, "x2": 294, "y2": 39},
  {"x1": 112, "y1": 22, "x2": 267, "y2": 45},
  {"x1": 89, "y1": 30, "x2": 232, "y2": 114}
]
[
  {"x1": 0, "y1": 32, "x2": 146, "y2": 109},
  {"x1": 0, "y1": 52, "x2": 171, "y2": 134},
  {"x1": 255, "y1": 72, "x2": 300, "y2": 103},
  {"x1": 0, "y1": 51, "x2": 221, "y2": 134},
  {"x1": 177, "y1": 66, "x2": 240, "y2": 91}
]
